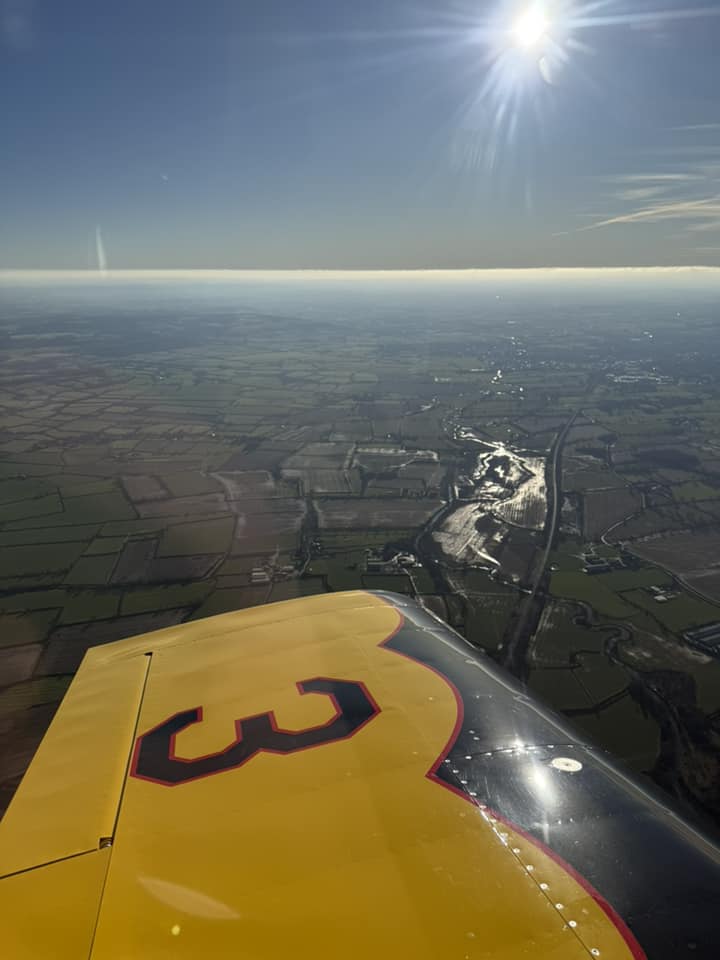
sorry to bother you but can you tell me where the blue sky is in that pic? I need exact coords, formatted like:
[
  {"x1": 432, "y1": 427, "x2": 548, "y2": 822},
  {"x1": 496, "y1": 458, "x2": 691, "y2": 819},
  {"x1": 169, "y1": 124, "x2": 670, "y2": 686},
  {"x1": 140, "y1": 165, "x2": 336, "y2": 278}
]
[{"x1": 2, "y1": 0, "x2": 720, "y2": 269}]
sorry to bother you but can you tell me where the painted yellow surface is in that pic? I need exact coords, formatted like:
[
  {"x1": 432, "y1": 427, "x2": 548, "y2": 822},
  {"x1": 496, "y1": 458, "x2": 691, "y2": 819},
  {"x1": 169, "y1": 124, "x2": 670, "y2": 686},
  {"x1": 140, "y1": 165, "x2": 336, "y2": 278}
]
[
  {"x1": 1, "y1": 848, "x2": 110, "y2": 959},
  {"x1": 89, "y1": 594, "x2": 635, "y2": 959},
  {"x1": 0, "y1": 653, "x2": 149, "y2": 877},
  {"x1": 0, "y1": 592, "x2": 638, "y2": 958}
]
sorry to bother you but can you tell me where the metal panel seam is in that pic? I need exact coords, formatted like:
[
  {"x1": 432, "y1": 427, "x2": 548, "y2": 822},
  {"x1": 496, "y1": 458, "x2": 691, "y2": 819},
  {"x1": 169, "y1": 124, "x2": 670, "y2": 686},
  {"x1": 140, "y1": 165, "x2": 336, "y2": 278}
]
[
  {"x1": 0, "y1": 847, "x2": 98, "y2": 882},
  {"x1": 86, "y1": 652, "x2": 154, "y2": 960}
]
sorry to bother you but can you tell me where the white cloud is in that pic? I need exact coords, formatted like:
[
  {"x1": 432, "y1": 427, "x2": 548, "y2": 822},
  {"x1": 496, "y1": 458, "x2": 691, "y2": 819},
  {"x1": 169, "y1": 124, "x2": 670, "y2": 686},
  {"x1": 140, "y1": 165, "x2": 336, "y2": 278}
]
[
  {"x1": 616, "y1": 186, "x2": 669, "y2": 202},
  {"x1": 684, "y1": 220, "x2": 720, "y2": 234},
  {"x1": 605, "y1": 173, "x2": 705, "y2": 183},
  {"x1": 576, "y1": 197, "x2": 720, "y2": 233},
  {"x1": 568, "y1": 142, "x2": 720, "y2": 245}
]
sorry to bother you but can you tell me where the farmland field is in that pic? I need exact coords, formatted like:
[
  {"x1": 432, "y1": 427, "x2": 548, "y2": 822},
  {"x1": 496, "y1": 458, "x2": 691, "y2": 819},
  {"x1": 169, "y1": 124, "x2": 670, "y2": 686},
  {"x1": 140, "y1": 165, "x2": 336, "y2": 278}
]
[
  {"x1": 632, "y1": 530, "x2": 720, "y2": 573},
  {"x1": 582, "y1": 487, "x2": 642, "y2": 540},
  {"x1": 315, "y1": 498, "x2": 442, "y2": 529},
  {"x1": 2, "y1": 271, "x2": 720, "y2": 828}
]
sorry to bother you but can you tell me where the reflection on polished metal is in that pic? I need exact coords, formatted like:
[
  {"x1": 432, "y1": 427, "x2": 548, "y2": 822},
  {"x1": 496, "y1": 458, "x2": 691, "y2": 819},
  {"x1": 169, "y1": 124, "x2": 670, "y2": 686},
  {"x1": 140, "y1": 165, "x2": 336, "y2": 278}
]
[{"x1": 551, "y1": 757, "x2": 584, "y2": 773}]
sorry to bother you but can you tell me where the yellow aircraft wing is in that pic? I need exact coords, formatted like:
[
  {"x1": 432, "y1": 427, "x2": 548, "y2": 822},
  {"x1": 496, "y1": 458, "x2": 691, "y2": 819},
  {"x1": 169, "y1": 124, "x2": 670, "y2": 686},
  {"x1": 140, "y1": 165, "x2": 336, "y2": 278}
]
[{"x1": 1, "y1": 591, "x2": 719, "y2": 958}]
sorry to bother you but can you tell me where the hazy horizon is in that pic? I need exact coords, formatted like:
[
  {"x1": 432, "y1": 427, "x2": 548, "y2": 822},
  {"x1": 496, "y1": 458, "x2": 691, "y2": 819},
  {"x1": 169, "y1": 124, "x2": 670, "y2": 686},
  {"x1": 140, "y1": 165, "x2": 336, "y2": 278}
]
[{"x1": 3, "y1": 266, "x2": 720, "y2": 282}]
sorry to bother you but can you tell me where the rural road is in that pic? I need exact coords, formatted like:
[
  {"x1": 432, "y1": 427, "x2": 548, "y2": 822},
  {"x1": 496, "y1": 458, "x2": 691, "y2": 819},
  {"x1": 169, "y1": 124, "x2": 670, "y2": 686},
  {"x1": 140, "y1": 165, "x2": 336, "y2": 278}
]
[{"x1": 502, "y1": 409, "x2": 579, "y2": 676}]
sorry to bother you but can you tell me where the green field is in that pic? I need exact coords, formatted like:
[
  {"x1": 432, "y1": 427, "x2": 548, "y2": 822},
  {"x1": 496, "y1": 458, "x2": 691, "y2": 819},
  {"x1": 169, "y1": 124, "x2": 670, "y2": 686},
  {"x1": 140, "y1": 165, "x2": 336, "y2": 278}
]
[
  {"x1": 0, "y1": 525, "x2": 99, "y2": 547},
  {"x1": 158, "y1": 516, "x2": 235, "y2": 557},
  {"x1": 162, "y1": 472, "x2": 222, "y2": 498},
  {"x1": 59, "y1": 590, "x2": 120, "y2": 625},
  {"x1": 465, "y1": 593, "x2": 519, "y2": 652},
  {"x1": 550, "y1": 571, "x2": 636, "y2": 619},
  {"x1": 84, "y1": 536, "x2": 127, "y2": 555},
  {"x1": 5, "y1": 492, "x2": 136, "y2": 529},
  {"x1": 0, "y1": 494, "x2": 63, "y2": 524},
  {"x1": 121, "y1": 582, "x2": 213, "y2": 615},
  {"x1": 622, "y1": 589, "x2": 720, "y2": 633},
  {"x1": 572, "y1": 696, "x2": 660, "y2": 772},
  {"x1": 64, "y1": 555, "x2": 119, "y2": 586},
  {"x1": 0, "y1": 611, "x2": 60, "y2": 648},
  {"x1": 0, "y1": 542, "x2": 87, "y2": 578},
  {"x1": 0, "y1": 677, "x2": 72, "y2": 720},
  {"x1": 672, "y1": 481, "x2": 720, "y2": 503}
]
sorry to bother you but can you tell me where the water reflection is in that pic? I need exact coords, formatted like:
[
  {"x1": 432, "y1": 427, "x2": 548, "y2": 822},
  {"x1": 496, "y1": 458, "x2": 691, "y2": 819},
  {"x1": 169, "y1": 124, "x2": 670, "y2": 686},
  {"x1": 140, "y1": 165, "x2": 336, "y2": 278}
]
[{"x1": 433, "y1": 426, "x2": 547, "y2": 570}]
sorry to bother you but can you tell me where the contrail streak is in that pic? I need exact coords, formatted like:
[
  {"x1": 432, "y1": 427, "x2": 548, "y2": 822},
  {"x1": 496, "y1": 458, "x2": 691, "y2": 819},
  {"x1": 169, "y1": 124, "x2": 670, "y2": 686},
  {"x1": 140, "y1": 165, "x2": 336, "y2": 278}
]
[{"x1": 95, "y1": 225, "x2": 107, "y2": 273}]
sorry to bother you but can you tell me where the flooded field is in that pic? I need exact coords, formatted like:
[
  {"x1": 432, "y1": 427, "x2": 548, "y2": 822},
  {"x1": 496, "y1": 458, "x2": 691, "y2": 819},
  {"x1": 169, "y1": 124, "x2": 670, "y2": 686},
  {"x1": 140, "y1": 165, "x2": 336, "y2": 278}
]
[
  {"x1": 433, "y1": 427, "x2": 547, "y2": 570},
  {"x1": 434, "y1": 505, "x2": 505, "y2": 567},
  {"x1": 494, "y1": 462, "x2": 547, "y2": 529}
]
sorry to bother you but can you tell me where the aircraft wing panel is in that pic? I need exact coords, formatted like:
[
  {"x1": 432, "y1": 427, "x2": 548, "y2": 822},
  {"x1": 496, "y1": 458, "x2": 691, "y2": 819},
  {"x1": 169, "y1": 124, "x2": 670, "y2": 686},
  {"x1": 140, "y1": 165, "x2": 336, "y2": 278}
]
[
  {"x1": 0, "y1": 653, "x2": 149, "y2": 877},
  {"x1": 1, "y1": 848, "x2": 110, "y2": 960},
  {"x1": 1, "y1": 591, "x2": 719, "y2": 959}
]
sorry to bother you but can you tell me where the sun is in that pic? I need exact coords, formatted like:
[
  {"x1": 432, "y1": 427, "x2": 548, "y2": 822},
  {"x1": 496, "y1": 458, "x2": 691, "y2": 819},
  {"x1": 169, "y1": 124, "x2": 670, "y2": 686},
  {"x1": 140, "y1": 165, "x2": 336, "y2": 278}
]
[{"x1": 512, "y1": 6, "x2": 549, "y2": 49}]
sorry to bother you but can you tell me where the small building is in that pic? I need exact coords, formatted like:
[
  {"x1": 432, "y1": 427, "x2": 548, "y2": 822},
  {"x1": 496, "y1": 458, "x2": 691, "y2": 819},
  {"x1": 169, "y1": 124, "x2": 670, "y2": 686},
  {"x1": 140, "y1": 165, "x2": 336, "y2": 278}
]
[
  {"x1": 583, "y1": 555, "x2": 607, "y2": 567},
  {"x1": 683, "y1": 622, "x2": 720, "y2": 655},
  {"x1": 394, "y1": 553, "x2": 418, "y2": 568}
]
